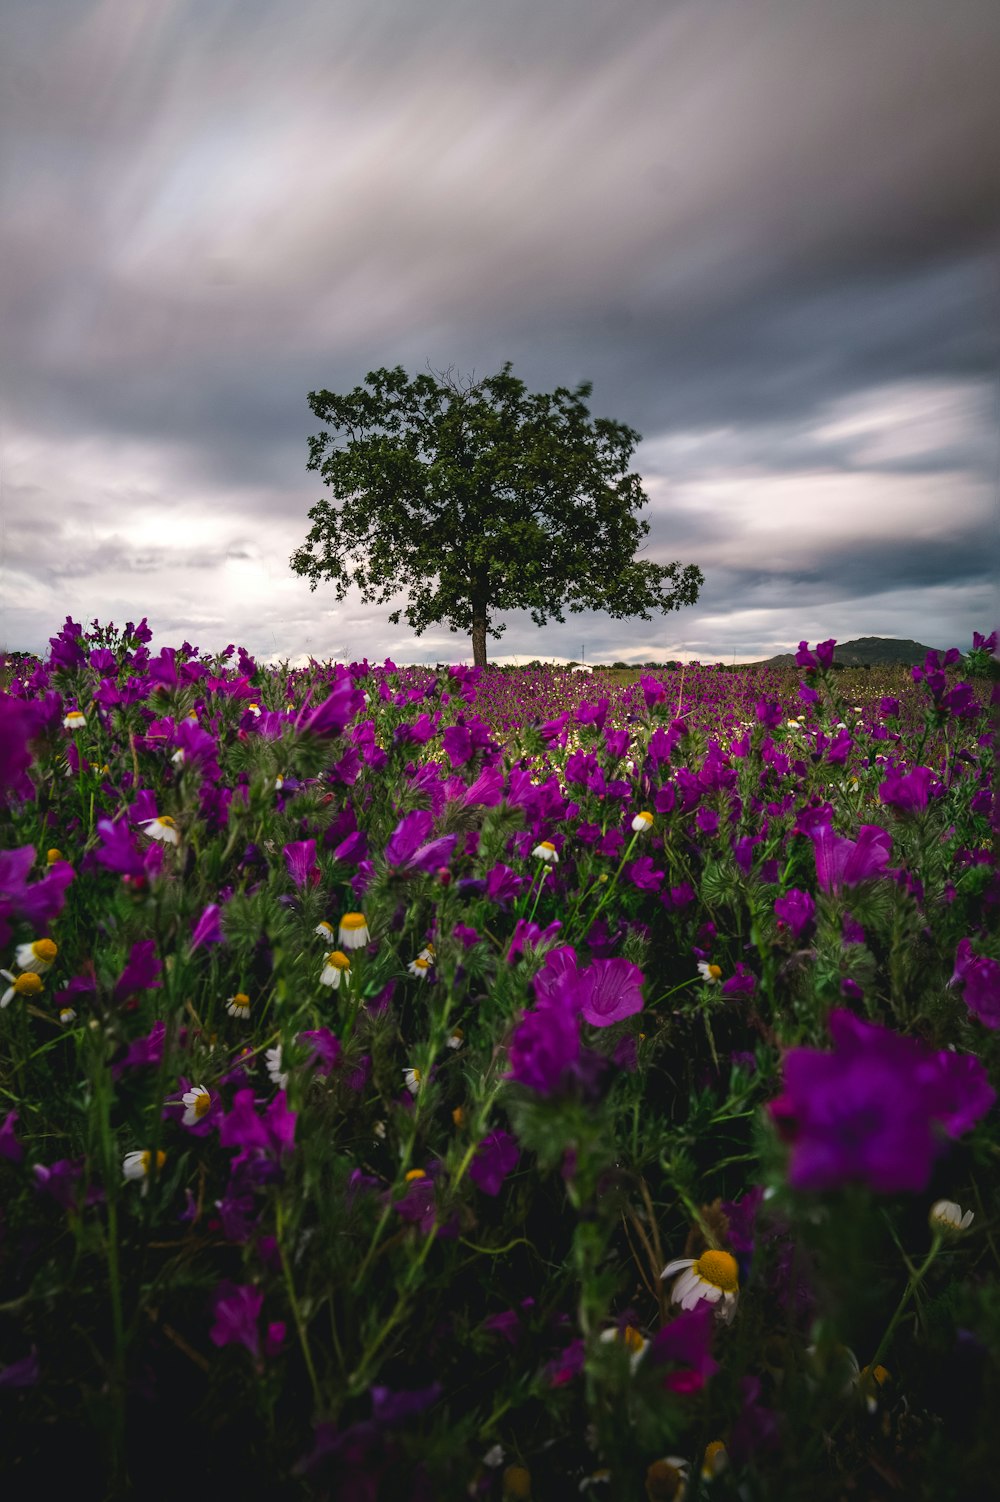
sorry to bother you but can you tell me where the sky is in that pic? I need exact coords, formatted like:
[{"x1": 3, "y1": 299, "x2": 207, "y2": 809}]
[{"x1": 2, "y1": 0, "x2": 998, "y2": 666}]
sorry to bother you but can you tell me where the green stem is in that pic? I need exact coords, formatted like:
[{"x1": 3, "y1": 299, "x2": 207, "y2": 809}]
[{"x1": 867, "y1": 1234, "x2": 942, "y2": 1374}]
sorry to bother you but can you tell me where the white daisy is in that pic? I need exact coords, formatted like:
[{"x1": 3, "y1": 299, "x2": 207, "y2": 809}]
[
  {"x1": 1, "y1": 970, "x2": 44, "y2": 1008},
  {"x1": 407, "y1": 955, "x2": 431, "y2": 980},
  {"x1": 122, "y1": 1148, "x2": 166, "y2": 1194},
  {"x1": 226, "y1": 991, "x2": 251, "y2": 1020},
  {"x1": 446, "y1": 1028, "x2": 464, "y2": 1050},
  {"x1": 58, "y1": 1006, "x2": 77, "y2": 1026},
  {"x1": 320, "y1": 950, "x2": 351, "y2": 988},
  {"x1": 15, "y1": 938, "x2": 58, "y2": 973},
  {"x1": 661, "y1": 1249, "x2": 740, "y2": 1323},
  {"x1": 338, "y1": 912, "x2": 370, "y2": 949},
  {"x1": 139, "y1": 814, "x2": 180, "y2": 846},
  {"x1": 532, "y1": 840, "x2": 559, "y2": 864},
  {"x1": 599, "y1": 1323, "x2": 648, "y2": 1371},
  {"x1": 697, "y1": 960, "x2": 722, "y2": 984},
  {"x1": 631, "y1": 810, "x2": 654, "y2": 834},
  {"x1": 63, "y1": 709, "x2": 87, "y2": 731},
  {"x1": 403, "y1": 1067, "x2": 422, "y2": 1096},
  {"x1": 181, "y1": 1085, "x2": 214, "y2": 1127},
  {"x1": 265, "y1": 1045, "x2": 288, "y2": 1090},
  {"x1": 315, "y1": 920, "x2": 335, "y2": 942},
  {"x1": 929, "y1": 1199, "x2": 974, "y2": 1236}
]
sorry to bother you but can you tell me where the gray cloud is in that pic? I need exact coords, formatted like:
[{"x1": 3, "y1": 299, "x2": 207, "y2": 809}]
[{"x1": 1, "y1": 0, "x2": 997, "y2": 661}]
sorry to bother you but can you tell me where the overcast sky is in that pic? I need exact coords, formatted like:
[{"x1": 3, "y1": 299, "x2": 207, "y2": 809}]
[{"x1": 2, "y1": 0, "x2": 998, "y2": 665}]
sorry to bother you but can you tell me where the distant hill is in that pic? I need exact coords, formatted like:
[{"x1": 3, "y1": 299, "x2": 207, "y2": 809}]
[{"x1": 759, "y1": 636, "x2": 954, "y2": 668}]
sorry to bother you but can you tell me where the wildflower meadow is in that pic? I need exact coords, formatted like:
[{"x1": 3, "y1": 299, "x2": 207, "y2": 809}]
[{"x1": 1, "y1": 617, "x2": 998, "y2": 1500}]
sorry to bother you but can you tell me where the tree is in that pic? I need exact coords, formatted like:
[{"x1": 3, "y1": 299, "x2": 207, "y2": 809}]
[{"x1": 289, "y1": 362, "x2": 702, "y2": 669}]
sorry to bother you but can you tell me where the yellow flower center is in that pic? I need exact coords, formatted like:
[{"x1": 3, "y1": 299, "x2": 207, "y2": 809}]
[
  {"x1": 696, "y1": 1250, "x2": 739, "y2": 1292},
  {"x1": 404, "y1": 1169, "x2": 426, "y2": 1181},
  {"x1": 537, "y1": 841, "x2": 555, "y2": 853},
  {"x1": 327, "y1": 951, "x2": 351, "y2": 970},
  {"x1": 14, "y1": 973, "x2": 43, "y2": 996},
  {"x1": 621, "y1": 1324, "x2": 645, "y2": 1352},
  {"x1": 411, "y1": 957, "x2": 429, "y2": 971},
  {"x1": 452, "y1": 1106, "x2": 465, "y2": 1128},
  {"x1": 645, "y1": 1460, "x2": 683, "y2": 1501},
  {"x1": 339, "y1": 912, "x2": 367, "y2": 931},
  {"x1": 194, "y1": 1091, "x2": 212, "y2": 1118},
  {"x1": 33, "y1": 939, "x2": 58, "y2": 962},
  {"x1": 231, "y1": 992, "x2": 250, "y2": 1010},
  {"x1": 637, "y1": 810, "x2": 653, "y2": 823},
  {"x1": 707, "y1": 964, "x2": 722, "y2": 981},
  {"x1": 46, "y1": 849, "x2": 64, "y2": 864},
  {"x1": 859, "y1": 1362, "x2": 890, "y2": 1391},
  {"x1": 156, "y1": 815, "x2": 177, "y2": 829},
  {"x1": 140, "y1": 1150, "x2": 168, "y2": 1174},
  {"x1": 702, "y1": 1441, "x2": 727, "y2": 1474}
]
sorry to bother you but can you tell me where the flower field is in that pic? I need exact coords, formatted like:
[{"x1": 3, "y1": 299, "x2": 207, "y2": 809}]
[{"x1": 1, "y1": 618, "x2": 997, "y2": 1499}]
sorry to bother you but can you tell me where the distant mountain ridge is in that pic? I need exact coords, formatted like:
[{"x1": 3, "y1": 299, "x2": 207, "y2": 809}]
[{"x1": 759, "y1": 636, "x2": 954, "y2": 668}]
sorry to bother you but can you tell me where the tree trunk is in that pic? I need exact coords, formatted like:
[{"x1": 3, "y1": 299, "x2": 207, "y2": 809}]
[{"x1": 471, "y1": 606, "x2": 488, "y2": 669}]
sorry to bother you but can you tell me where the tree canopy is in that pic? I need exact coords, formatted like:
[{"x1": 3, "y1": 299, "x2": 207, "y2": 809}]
[{"x1": 289, "y1": 362, "x2": 703, "y2": 667}]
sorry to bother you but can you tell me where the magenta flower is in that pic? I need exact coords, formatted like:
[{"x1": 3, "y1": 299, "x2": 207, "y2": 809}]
[
  {"x1": 190, "y1": 902, "x2": 224, "y2": 951},
  {"x1": 284, "y1": 838, "x2": 320, "y2": 889},
  {"x1": 950, "y1": 939, "x2": 1000, "y2": 1029},
  {"x1": 574, "y1": 958, "x2": 645, "y2": 1028},
  {"x1": 646, "y1": 1303, "x2": 718, "y2": 1394},
  {"x1": 507, "y1": 1005, "x2": 581, "y2": 1094},
  {"x1": 769, "y1": 1010, "x2": 995, "y2": 1193},
  {"x1": 112, "y1": 1019, "x2": 165, "y2": 1077},
  {"x1": 298, "y1": 1026, "x2": 342, "y2": 1075},
  {"x1": 384, "y1": 809, "x2": 456, "y2": 873},
  {"x1": 0, "y1": 846, "x2": 74, "y2": 946},
  {"x1": 0, "y1": 693, "x2": 35, "y2": 800},
  {"x1": 297, "y1": 675, "x2": 365, "y2": 738},
  {"x1": 879, "y1": 766, "x2": 936, "y2": 813},
  {"x1": 0, "y1": 1109, "x2": 23, "y2": 1164},
  {"x1": 774, "y1": 888, "x2": 815, "y2": 940},
  {"x1": 468, "y1": 1131, "x2": 520, "y2": 1196},
  {"x1": 809, "y1": 822, "x2": 892, "y2": 893},
  {"x1": 209, "y1": 1281, "x2": 264, "y2": 1358},
  {"x1": 113, "y1": 940, "x2": 163, "y2": 1003}
]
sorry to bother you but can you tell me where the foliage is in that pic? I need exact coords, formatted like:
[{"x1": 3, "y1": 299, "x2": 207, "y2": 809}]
[{"x1": 289, "y1": 363, "x2": 702, "y2": 666}]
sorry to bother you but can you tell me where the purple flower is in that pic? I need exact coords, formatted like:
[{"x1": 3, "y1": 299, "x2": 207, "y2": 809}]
[
  {"x1": 809, "y1": 822, "x2": 892, "y2": 893},
  {"x1": 0, "y1": 846, "x2": 74, "y2": 946},
  {"x1": 0, "y1": 693, "x2": 35, "y2": 799},
  {"x1": 646, "y1": 1303, "x2": 718, "y2": 1393},
  {"x1": 384, "y1": 809, "x2": 457, "y2": 873},
  {"x1": 113, "y1": 940, "x2": 163, "y2": 1003},
  {"x1": 190, "y1": 902, "x2": 224, "y2": 951},
  {"x1": 695, "y1": 806, "x2": 719, "y2": 836},
  {"x1": 0, "y1": 1109, "x2": 23, "y2": 1164},
  {"x1": 774, "y1": 888, "x2": 815, "y2": 940},
  {"x1": 0, "y1": 1349, "x2": 40, "y2": 1389},
  {"x1": 210, "y1": 1281, "x2": 263, "y2": 1358},
  {"x1": 769, "y1": 1010, "x2": 995, "y2": 1193},
  {"x1": 950, "y1": 938, "x2": 1000, "y2": 1029},
  {"x1": 485, "y1": 863, "x2": 524, "y2": 905},
  {"x1": 298, "y1": 676, "x2": 365, "y2": 738},
  {"x1": 879, "y1": 766, "x2": 936, "y2": 813},
  {"x1": 284, "y1": 838, "x2": 320, "y2": 889},
  {"x1": 93, "y1": 818, "x2": 149, "y2": 878},
  {"x1": 298, "y1": 1026, "x2": 342, "y2": 1075},
  {"x1": 112, "y1": 1019, "x2": 166, "y2": 1077},
  {"x1": 370, "y1": 1382, "x2": 444, "y2": 1427},
  {"x1": 507, "y1": 1005, "x2": 581, "y2": 1094},
  {"x1": 468, "y1": 1131, "x2": 520, "y2": 1196},
  {"x1": 546, "y1": 1338, "x2": 586, "y2": 1387},
  {"x1": 722, "y1": 963, "x2": 757, "y2": 998},
  {"x1": 574, "y1": 958, "x2": 645, "y2": 1028}
]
